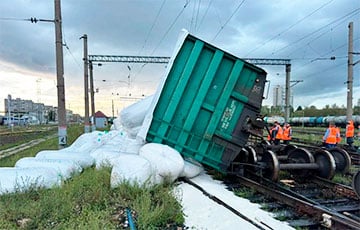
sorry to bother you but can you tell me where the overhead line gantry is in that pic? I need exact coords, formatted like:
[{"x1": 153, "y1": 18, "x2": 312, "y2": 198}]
[{"x1": 88, "y1": 55, "x2": 292, "y2": 122}]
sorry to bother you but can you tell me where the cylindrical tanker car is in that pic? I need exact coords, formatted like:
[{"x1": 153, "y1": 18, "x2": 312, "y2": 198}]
[{"x1": 266, "y1": 115, "x2": 360, "y2": 128}]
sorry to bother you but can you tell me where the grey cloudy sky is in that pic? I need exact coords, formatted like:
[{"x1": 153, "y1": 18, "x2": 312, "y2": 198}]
[{"x1": 0, "y1": 0, "x2": 359, "y2": 115}]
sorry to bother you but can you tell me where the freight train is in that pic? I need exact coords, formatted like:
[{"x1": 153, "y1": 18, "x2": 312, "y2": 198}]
[
  {"x1": 139, "y1": 31, "x2": 359, "y2": 197},
  {"x1": 264, "y1": 115, "x2": 360, "y2": 128}
]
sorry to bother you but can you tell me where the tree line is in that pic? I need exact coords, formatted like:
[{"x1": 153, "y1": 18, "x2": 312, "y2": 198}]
[{"x1": 261, "y1": 104, "x2": 360, "y2": 117}]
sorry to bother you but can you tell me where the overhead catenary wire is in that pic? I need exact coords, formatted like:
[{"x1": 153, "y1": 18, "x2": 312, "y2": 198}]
[
  {"x1": 131, "y1": 0, "x2": 167, "y2": 84},
  {"x1": 268, "y1": 7, "x2": 360, "y2": 57},
  {"x1": 244, "y1": 0, "x2": 335, "y2": 57},
  {"x1": 284, "y1": 11, "x2": 359, "y2": 59},
  {"x1": 62, "y1": 29, "x2": 82, "y2": 69},
  {"x1": 211, "y1": 0, "x2": 246, "y2": 42},
  {"x1": 288, "y1": 36, "x2": 359, "y2": 74},
  {"x1": 150, "y1": 0, "x2": 190, "y2": 56},
  {"x1": 138, "y1": 0, "x2": 166, "y2": 56},
  {"x1": 197, "y1": 0, "x2": 213, "y2": 31}
]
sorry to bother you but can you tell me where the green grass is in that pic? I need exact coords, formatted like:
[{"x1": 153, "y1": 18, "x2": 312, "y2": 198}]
[
  {"x1": 0, "y1": 126, "x2": 57, "y2": 150},
  {"x1": 0, "y1": 124, "x2": 83, "y2": 167},
  {"x1": 0, "y1": 167, "x2": 184, "y2": 229},
  {"x1": 233, "y1": 187, "x2": 256, "y2": 198},
  {"x1": 0, "y1": 124, "x2": 184, "y2": 229}
]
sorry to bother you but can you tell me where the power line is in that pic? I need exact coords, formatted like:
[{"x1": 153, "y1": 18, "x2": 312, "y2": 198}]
[
  {"x1": 211, "y1": 0, "x2": 246, "y2": 42},
  {"x1": 244, "y1": 0, "x2": 334, "y2": 57},
  {"x1": 0, "y1": 17, "x2": 29, "y2": 22},
  {"x1": 133, "y1": 0, "x2": 167, "y2": 83},
  {"x1": 62, "y1": 29, "x2": 82, "y2": 69},
  {"x1": 197, "y1": 0, "x2": 213, "y2": 31},
  {"x1": 284, "y1": 11, "x2": 357, "y2": 59},
  {"x1": 270, "y1": 7, "x2": 360, "y2": 57},
  {"x1": 138, "y1": 0, "x2": 166, "y2": 56},
  {"x1": 150, "y1": 0, "x2": 190, "y2": 55}
]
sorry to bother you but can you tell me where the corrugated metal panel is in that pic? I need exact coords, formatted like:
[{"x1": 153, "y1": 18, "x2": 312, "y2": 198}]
[{"x1": 145, "y1": 32, "x2": 267, "y2": 172}]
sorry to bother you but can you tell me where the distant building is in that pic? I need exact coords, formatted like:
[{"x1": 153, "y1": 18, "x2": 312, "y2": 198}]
[
  {"x1": 272, "y1": 85, "x2": 284, "y2": 107},
  {"x1": 3, "y1": 95, "x2": 74, "y2": 124},
  {"x1": 94, "y1": 111, "x2": 108, "y2": 129}
]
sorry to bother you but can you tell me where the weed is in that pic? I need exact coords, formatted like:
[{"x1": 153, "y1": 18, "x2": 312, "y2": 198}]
[{"x1": 233, "y1": 187, "x2": 256, "y2": 198}]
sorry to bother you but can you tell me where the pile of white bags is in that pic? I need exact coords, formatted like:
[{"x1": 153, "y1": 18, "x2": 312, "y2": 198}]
[{"x1": 0, "y1": 167, "x2": 62, "y2": 195}]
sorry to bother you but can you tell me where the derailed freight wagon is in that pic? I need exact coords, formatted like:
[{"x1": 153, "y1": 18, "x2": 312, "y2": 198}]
[{"x1": 139, "y1": 30, "x2": 267, "y2": 174}]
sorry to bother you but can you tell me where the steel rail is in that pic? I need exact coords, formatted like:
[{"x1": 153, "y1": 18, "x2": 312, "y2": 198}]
[
  {"x1": 236, "y1": 175, "x2": 360, "y2": 230},
  {"x1": 181, "y1": 177, "x2": 270, "y2": 230}
]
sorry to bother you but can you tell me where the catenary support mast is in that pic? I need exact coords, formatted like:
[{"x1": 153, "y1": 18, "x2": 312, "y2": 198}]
[{"x1": 54, "y1": 0, "x2": 67, "y2": 148}]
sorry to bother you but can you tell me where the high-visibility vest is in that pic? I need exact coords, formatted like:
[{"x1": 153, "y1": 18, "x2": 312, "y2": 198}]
[
  {"x1": 325, "y1": 127, "x2": 338, "y2": 144},
  {"x1": 267, "y1": 127, "x2": 275, "y2": 140},
  {"x1": 346, "y1": 121, "x2": 354, "y2": 138},
  {"x1": 283, "y1": 126, "x2": 292, "y2": 140},
  {"x1": 336, "y1": 127, "x2": 341, "y2": 143},
  {"x1": 275, "y1": 125, "x2": 283, "y2": 140}
]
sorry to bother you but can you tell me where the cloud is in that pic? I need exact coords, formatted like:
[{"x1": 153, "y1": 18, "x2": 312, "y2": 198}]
[{"x1": 0, "y1": 0, "x2": 359, "y2": 115}]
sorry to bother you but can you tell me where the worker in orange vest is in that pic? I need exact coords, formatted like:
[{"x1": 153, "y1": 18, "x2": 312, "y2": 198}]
[
  {"x1": 323, "y1": 122, "x2": 339, "y2": 148},
  {"x1": 282, "y1": 123, "x2": 292, "y2": 145},
  {"x1": 336, "y1": 125, "x2": 342, "y2": 144},
  {"x1": 272, "y1": 121, "x2": 283, "y2": 145},
  {"x1": 267, "y1": 124, "x2": 276, "y2": 143},
  {"x1": 346, "y1": 120, "x2": 355, "y2": 148}
]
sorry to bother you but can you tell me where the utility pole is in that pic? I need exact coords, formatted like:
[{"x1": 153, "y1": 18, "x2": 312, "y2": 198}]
[
  {"x1": 347, "y1": 22, "x2": 353, "y2": 121},
  {"x1": 55, "y1": 0, "x2": 67, "y2": 148},
  {"x1": 81, "y1": 34, "x2": 90, "y2": 133},
  {"x1": 285, "y1": 64, "x2": 291, "y2": 123},
  {"x1": 89, "y1": 61, "x2": 96, "y2": 131}
]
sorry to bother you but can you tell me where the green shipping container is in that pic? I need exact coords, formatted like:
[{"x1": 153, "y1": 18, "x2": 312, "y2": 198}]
[{"x1": 145, "y1": 31, "x2": 267, "y2": 173}]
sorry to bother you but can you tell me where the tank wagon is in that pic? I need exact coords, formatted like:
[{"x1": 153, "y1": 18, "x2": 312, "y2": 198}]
[
  {"x1": 141, "y1": 31, "x2": 352, "y2": 183},
  {"x1": 265, "y1": 115, "x2": 360, "y2": 128}
]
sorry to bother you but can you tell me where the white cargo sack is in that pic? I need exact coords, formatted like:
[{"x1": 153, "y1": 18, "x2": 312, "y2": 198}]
[
  {"x1": 90, "y1": 149, "x2": 124, "y2": 169},
  {"x1": 180, "y1": 158, "x2": 204, "y2": 178},
  {"x1": 15, "y1": 157, "x2": 82, "y2": 180},
  {"x1": 36, "y1": 151, "x2": 95, "y2": 168},
  {"x1": 139, "y1": 143, "x2": 184, "y2": 183},
  {"x1": 118, "y1": 137, "x2": 144, "y2": 155},
  {"x1": 119, "y1": 95, "x2": 153, "y2": 129},
  {"x1": 110, "y1": 154, "x2": 155, "y2": 187},
  {"x1": 0, "y1": 167, "x2": 61, "y2": 195}
]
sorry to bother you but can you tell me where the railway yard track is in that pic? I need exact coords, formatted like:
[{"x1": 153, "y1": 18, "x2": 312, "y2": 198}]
[
  {"x1": 182, "y1": 168, "x2": 360, "y2": 229},
  {"x1": 237, "y1": 173, "x2": 359, "y2": 229}
]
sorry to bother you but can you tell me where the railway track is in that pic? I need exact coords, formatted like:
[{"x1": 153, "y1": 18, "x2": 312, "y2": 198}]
[
  {"x1": 229, "y1": 173, "x2": 360, "y2": 229},
  {"x1": 181, "y1": 177, "x2": 270, "y2": 230},
  {"x1": 0, "y1": 134, "x2": 57, "y2": 160}
]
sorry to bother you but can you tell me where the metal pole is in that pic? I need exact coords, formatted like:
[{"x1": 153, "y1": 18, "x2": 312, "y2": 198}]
[
  {"x1": 7, "y1": 94, "x2": 11, "y2": 129},
  {"x1": 285, "y1": 64, "x2": 291, "y2": 123},
  {"x1": 112, "y1": 99, "x2": 114, "y2": 119},
  {"x1": 54, "y1": 0, "x2": 67, "y2": 148},
  {"x1": 81, "y1": 34, "x2": 90, "y2": 133},
  {"x1": 347, "y1": 22, "x2": 353, "y2": 121},
  {"x1": 89, "y1": 61, "x2": 96, "y2": 131}
]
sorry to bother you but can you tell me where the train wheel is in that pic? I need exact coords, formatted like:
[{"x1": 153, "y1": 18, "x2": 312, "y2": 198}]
[
  {"x1": 352, "y1": 171, "x2": 360, "y2": 199},
  {"x1": 233, "y1": 146, "x2": 258, "y2": 175},
  {"x1": 327, "y1": 147, "x2": 351, "y2": 174},
  {"x1": 314, "y1": 149, "x2": 336, "y2": 180},
  {"x1": 261, "y1": 150, "x2": 280, "y2": 181},
  {"x1": 244, "y1": 146, "x2": 258, "y2": 165},
  {"x1": 261, "y1": 140, "x2": 271, "y2": 146},
  {"x1": 242, "y1": 146, "x2": 258, "y2": 175},
  {"x1": 287, "y1": 148, "x2": 314, "y2": 178},
  {"x1": 282, "y1": 144, "x2": 298, "y2": 156}
]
